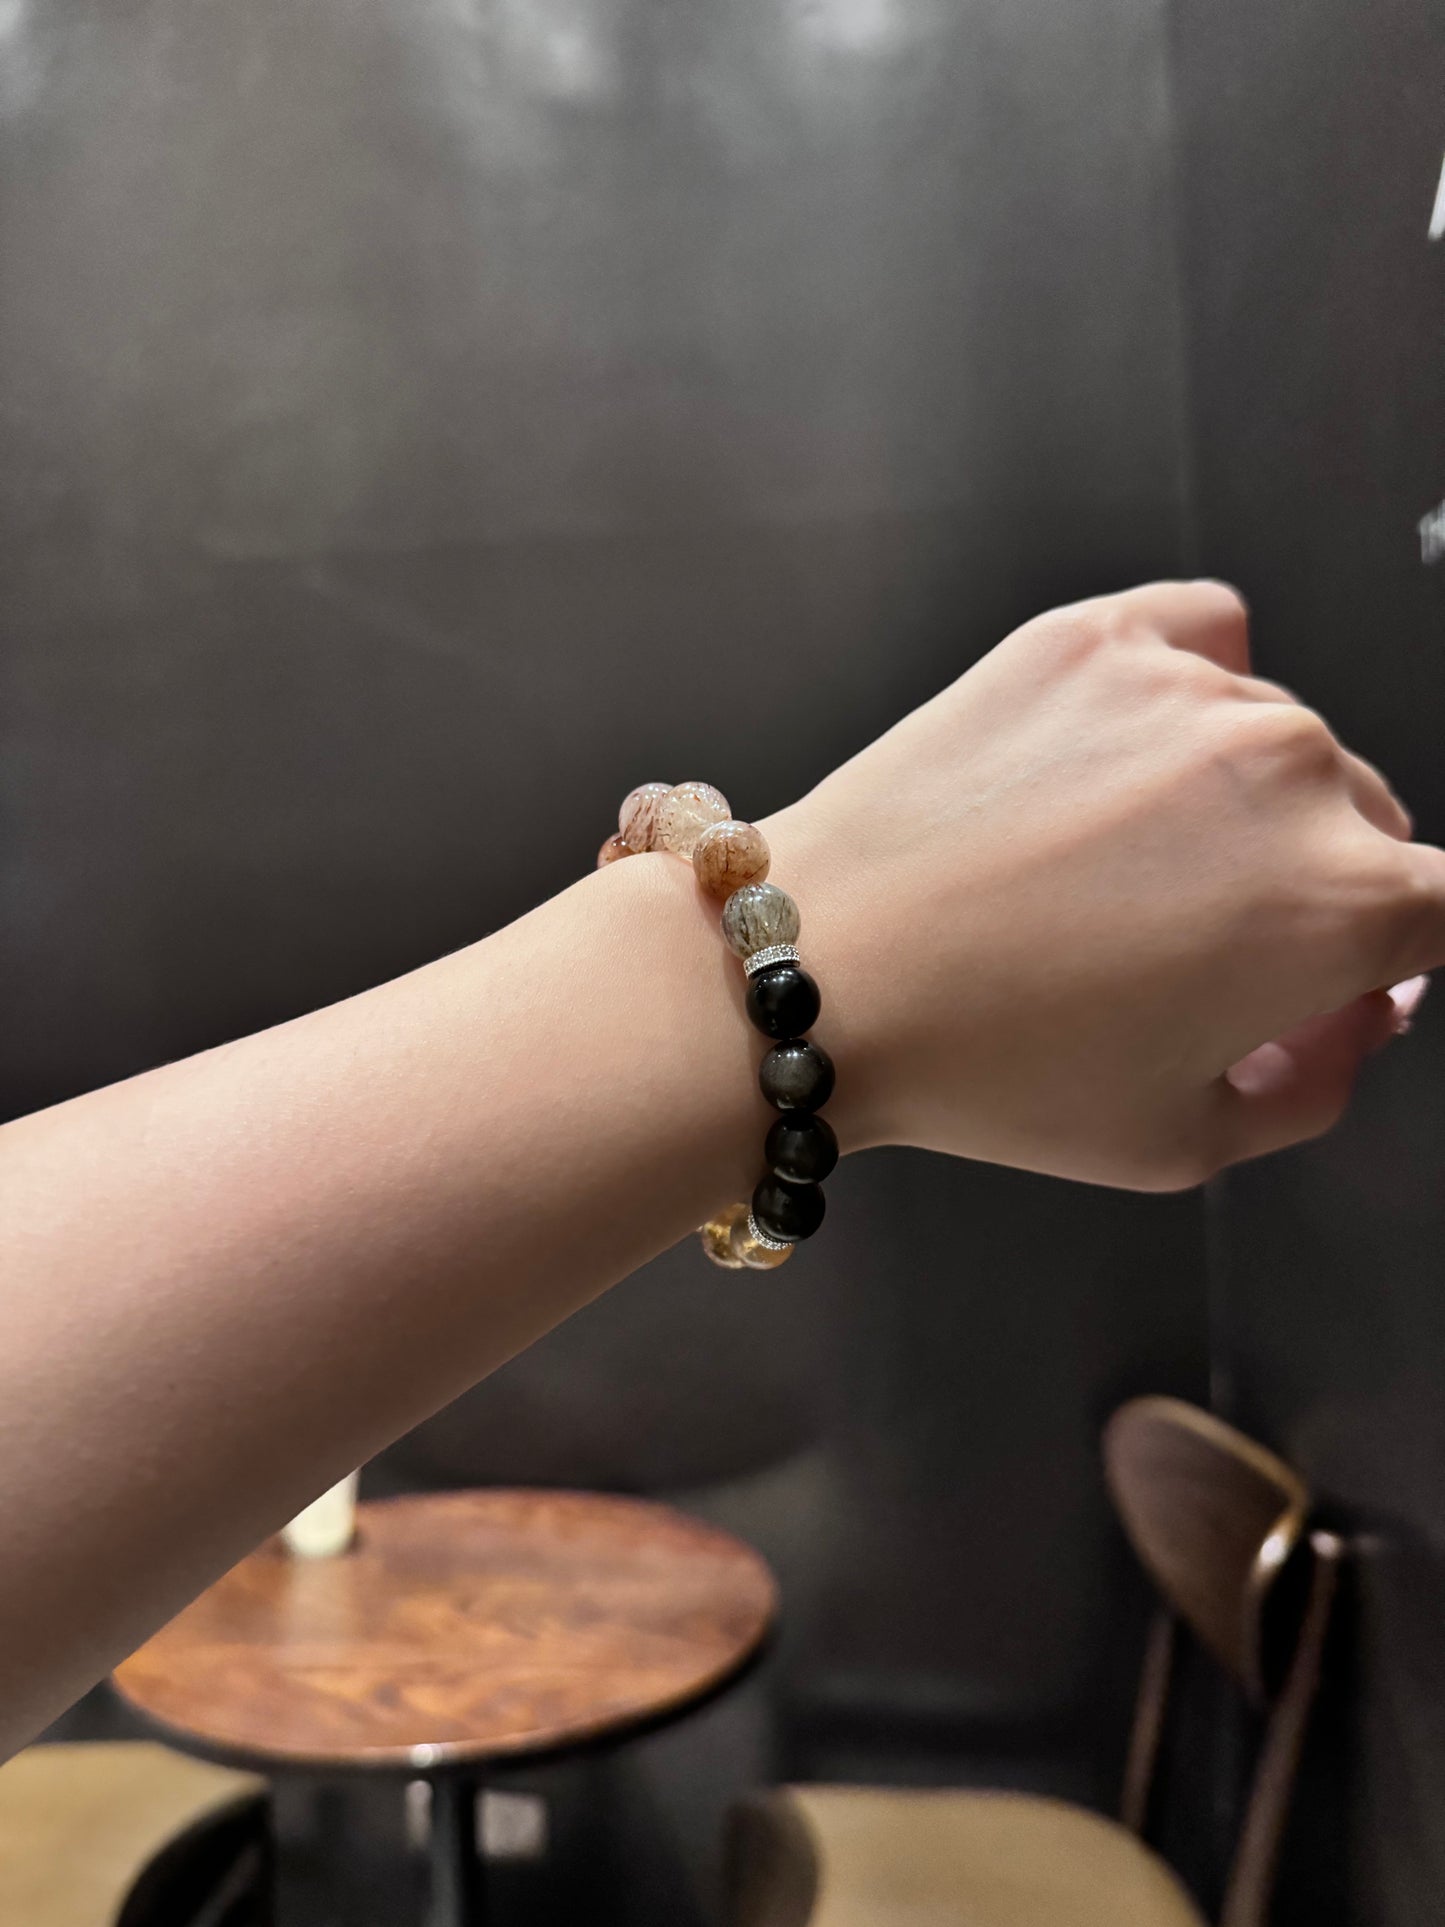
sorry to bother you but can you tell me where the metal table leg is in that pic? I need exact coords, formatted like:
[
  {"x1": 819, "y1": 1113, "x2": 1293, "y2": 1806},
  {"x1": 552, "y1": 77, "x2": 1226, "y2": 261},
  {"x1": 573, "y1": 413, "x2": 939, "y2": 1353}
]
[{"x1": 426, "y1": 1774, "x2": 485, "y2": 1927}]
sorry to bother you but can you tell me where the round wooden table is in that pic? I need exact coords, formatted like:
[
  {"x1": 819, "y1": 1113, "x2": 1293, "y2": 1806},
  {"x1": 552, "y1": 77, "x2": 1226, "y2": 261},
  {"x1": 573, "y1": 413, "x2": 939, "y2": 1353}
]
[{"x1": 113, "y1": 1490, "x2": 778, "y2": 1927}]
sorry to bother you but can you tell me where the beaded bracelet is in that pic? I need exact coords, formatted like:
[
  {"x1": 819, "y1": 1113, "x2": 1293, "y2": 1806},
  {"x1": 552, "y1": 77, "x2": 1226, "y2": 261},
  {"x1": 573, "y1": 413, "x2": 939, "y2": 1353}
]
[{"x1": 598, "y1": 780, "x2": 838, "y2": 1271}]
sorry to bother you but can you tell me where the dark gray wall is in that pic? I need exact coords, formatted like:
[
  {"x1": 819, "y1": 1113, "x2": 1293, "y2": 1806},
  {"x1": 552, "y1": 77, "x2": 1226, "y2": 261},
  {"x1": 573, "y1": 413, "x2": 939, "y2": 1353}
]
[
  {"x1": 4, "y1": 0, "x2": 1207, "y2": 1917},
  {"x1": 1170, "y1": 0, "x2": 1445, "y2": 1919}
]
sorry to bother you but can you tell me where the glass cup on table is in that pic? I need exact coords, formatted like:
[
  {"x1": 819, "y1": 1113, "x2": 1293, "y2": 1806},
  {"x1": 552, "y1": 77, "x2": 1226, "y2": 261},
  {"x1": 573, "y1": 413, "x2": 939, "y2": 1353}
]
[{"x1": 282, "y1": 1470, "x2": 360, "y2": 1557}]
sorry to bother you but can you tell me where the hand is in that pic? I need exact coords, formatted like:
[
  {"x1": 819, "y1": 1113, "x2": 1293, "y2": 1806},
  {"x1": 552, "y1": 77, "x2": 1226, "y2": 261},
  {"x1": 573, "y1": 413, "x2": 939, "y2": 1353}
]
[{"x1": 768, "y1": 582, "x2": 1443, "y2": 1188}]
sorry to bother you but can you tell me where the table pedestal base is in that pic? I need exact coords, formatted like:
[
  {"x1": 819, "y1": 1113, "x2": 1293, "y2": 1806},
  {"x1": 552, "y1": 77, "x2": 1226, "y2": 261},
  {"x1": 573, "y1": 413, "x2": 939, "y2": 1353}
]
[{"x1": 427, "y1": 1775, "x2": 485, "y2": 1927}]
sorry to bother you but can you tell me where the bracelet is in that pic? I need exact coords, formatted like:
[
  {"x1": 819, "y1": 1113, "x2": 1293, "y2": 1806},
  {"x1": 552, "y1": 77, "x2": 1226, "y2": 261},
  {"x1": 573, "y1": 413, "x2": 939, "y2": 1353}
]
[{"x1": 598, "y1": 781, "x2": 838, "y2": 1271}]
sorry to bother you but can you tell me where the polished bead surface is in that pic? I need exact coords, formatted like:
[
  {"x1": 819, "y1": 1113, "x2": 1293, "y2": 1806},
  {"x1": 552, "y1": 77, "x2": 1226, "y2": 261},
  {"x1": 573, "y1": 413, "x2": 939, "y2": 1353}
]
[
  {"x1": 596, "y1": 833, "x2": 632, "y2": 867},
  {"x1": 692, "y1": 819, "x2": 770, "y2": 899},
  {"x1": 698, "y1": 1202, "x2": 749, "y2": 1269},
  {"x1": 759, "y1": 1038, "x2": 836, "y2": 1111},
  {"x1": 765, "y1": 1109, "x2": 839, "y2": 1184},
  {"x1": 721, "y1": 882, "x2": 801, "y2": 959},
  {"x1": 745, "y1": 964, "x2": 821, "y2": 1040},
  {"x1": 728, "y1": 1216, "x2": 793, "y2": 1270},
  {"x1": 618, "y1": 781, "x2": 671, "y2": 853},
  {"x1": 657, "y1": 782, "x2": 732, "y2": 858},
  {"x1": 752, "y1": 1174, "x2": 826, "y2": 1243}
]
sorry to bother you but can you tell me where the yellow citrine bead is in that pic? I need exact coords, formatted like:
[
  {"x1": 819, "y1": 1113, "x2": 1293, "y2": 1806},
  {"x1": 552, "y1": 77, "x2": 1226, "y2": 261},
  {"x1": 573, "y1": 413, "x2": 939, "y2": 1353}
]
[{"x1": 699, "y1": 1202, "x2": 750, "y2": 1270}]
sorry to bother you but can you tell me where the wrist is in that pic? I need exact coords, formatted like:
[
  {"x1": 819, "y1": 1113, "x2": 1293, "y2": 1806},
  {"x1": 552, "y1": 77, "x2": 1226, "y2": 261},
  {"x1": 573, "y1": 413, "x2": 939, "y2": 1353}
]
[
  {"x1": 754, "y1": 800, "x2": 890, "y2": 1158},
  {"x1": 589, "y1": 850, "x2": 773, "y2": 1204},
  {"x1": 587, "y1": 786, "x2": 869, "y2": 1264},
  {"x1": 585, "y1": 774, "x2": 870, "y2": 1271}
]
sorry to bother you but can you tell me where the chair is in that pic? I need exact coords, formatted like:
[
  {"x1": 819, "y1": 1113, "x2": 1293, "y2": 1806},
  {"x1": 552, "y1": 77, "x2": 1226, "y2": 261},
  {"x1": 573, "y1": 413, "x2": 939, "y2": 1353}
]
[
  {"x1": 0, "y1": 1740, "x2": 268, "y2": 1927},
  {"x1": 726, "y1": 1397, "x2": 1341, "y2": 1927}
]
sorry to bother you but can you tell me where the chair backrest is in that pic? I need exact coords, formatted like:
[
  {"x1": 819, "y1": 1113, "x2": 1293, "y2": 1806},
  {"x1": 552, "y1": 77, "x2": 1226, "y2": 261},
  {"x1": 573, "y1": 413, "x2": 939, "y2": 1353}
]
[
  {"x1": 1104, "y1": 1397, "x2": 1307, "y2": 1702},
  {"x1": 1103, "y1": 1397, "x2": 1342, "y2": 1927}
]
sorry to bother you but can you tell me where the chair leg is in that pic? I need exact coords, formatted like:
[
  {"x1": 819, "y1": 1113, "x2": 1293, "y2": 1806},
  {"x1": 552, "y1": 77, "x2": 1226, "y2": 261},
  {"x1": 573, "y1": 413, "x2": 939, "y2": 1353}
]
[{"x1": 1221, "y1": 1533, "x2": 1343, "y2": 1927}]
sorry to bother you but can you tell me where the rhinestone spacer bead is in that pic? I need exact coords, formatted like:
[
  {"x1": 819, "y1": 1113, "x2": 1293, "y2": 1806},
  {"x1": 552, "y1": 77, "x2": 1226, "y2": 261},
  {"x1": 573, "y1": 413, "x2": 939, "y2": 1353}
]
[
  {"x1": 743, "y1": 944, "x2": 801, "y2": 978},
  {"x1": 746, "y1": 1210, "x2": 793, "y2": 1253}
]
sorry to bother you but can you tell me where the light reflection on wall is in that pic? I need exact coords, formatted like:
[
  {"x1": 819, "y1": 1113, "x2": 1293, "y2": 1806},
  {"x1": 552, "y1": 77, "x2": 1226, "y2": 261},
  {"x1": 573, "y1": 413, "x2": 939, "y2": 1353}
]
[
  {"x1": 790, "y1": 0, "x2": 903, "y2": 56},
  {"x1": 0, "y1": 0, "x2": 42, "y2": 118},
  {"x1": 435, "y1": 0, "x2": 617, "y2": 102}
]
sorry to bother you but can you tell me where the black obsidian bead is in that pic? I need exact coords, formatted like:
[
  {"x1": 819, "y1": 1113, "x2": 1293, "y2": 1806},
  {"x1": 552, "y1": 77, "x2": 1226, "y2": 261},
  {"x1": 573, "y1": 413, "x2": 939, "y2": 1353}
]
[
  {"x1": 752, "y1": 1173, "x2": 827, "y2": 1243},
  {"x1": 758, "y1": 1038, "x2": 835, "y2": 1112},
  {"x1": 765, "y1": 1110, "x2": 839, "y2": 1184},
  {"x1": 745, "y1": 964, "x2": 821, "y2": 1041}
]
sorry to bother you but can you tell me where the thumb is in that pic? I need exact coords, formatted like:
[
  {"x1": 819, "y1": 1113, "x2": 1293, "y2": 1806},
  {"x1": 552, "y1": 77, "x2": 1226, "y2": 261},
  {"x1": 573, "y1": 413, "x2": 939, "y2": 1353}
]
[{"x1": 1217, "y1": 982, "x2": 1423, "y2": 1165}]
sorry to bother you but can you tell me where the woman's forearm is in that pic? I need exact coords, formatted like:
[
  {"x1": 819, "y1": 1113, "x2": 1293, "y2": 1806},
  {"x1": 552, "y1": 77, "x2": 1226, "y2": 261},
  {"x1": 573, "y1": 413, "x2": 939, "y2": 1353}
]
[
  {"x1": 4, "y1": 580, "x2": 1444, "y2": 1754},
  {"x1": 0, "y1": 845, "x2": 832, "y2": 1750}
]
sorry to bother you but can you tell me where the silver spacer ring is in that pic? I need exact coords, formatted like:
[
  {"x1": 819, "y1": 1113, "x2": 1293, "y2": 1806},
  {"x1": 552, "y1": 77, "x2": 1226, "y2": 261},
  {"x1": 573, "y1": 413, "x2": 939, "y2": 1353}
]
[
  {"x1": 743, "y1": 944, "x2": 801, "y2": 978},
  {"x1": 746, "y1": 1211, "x2": 793, "y2": 1253}
]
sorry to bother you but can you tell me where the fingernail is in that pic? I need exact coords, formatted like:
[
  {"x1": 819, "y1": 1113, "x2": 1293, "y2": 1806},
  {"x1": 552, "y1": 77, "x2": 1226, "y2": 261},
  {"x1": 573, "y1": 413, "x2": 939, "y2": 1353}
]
[{"x1": 1388, "y1": 975, "x2": 1429, "y2": 1035}]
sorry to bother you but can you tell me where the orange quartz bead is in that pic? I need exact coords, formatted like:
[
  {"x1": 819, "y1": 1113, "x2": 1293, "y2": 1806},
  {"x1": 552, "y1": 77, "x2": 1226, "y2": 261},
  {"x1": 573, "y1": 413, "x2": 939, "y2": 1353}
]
[
  {"x1": 618, "y1": 782, "x2": 672, "y2": 853},
  {"x1": 657, "y1": 782, "x2": 732, "y2": 858},
  {"x1": 692, "y1": 820, "x2": 771, "y2": 900}
]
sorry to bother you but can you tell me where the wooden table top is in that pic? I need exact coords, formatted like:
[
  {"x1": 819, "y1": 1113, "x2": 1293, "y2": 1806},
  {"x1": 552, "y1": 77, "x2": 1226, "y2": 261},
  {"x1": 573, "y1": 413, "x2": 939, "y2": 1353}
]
[{"x1": 113, "y1": 1490, "x2": 778, "y2": 1771}]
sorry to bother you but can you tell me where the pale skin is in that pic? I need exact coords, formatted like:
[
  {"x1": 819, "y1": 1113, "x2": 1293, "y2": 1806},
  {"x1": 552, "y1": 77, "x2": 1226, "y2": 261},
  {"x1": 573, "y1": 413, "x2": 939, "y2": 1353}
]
[{"x1": 2, "y1": 581, "x2": 1442, "y2": 1758}]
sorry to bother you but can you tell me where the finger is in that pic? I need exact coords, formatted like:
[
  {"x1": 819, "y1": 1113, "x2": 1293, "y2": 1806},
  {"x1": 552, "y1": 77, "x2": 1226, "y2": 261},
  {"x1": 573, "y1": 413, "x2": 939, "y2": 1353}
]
[
  {"x1": 1106, "y1": 579, "x2": 1252, "y2": 673},
  {"x1": 1227, "y1": 675, "x2": 1413, "y2": 837},
  {"x1": 1214, "y1": 991, "x2": 1399, "y2": 1166},
  {"x1": 1232, "y1": 674, "x2": 1300, "y2": 705},
  {"x1": 1389, "y1": 974, "x2": 1430, "y2": 1033},
  {"x1": 1339, "y1": 749, "x2": 1413, "y2": 840},
  {"x1": 1385, "y1": 842, "x2": 1445, "y2": 980}
]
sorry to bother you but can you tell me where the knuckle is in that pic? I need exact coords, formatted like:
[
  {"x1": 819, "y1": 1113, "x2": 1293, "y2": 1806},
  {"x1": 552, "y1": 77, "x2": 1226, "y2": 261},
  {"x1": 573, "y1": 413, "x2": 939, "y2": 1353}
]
[
  {"x1": 1168, "y1": 649, "x2": 1235, "y2": 698},
  {"x1": 1238, "y1": 674, "x2": 1298, "y2": 706},
  {"x1": 1298, "y1": 1091, "x2": 1353, "y2": 1147},
  {"x1": 1016, "y1": 604, "x2": 1116, "y2": 669},
  {"x1": 1369, "y1": 852, "x2": 1440, "y2": 969},
  {"x1": 1190, "y1": 578, "x2": 1250, "y2": 629},
  {"x1": 1314, "y1": 838, "x2": 1434, "y2": 984},
  {"x1": 1232, "y1": 700, "x2": 1336, "y2": 772},
  {"x1": 1118, "y1": 1133, "x2": 1220, "y2": 1194},
  {"x1": 1145, "y1": 1153, "x2": 1217, "y2": 1194},
  {"x1": 1145, "y1": 1152, "x2": 1218, "y2": 1194},
  {"x1": 1271, "y1": 1087, "x2": 1353, "y2": 1160}
]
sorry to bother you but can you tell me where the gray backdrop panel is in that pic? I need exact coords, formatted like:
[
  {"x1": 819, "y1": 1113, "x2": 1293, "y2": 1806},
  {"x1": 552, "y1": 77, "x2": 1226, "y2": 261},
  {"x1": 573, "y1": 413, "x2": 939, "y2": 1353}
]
[{"x1": 4, "y1": 1, "x2": 1207, "y2": 1917}]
